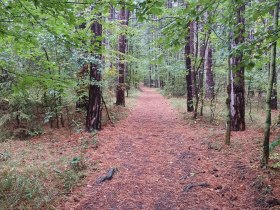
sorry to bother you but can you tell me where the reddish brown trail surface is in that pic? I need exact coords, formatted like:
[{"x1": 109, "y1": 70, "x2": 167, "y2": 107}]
[{"x1": 64, "y1": 87, "x2": 280, "y2": 210}]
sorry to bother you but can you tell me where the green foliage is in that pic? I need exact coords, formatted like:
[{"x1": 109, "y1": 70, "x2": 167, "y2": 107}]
[
  {"x1": 0, "y1": 167, "x2": 55, "y2": 210},
  {"x1": 162, "y1": 68, "x2": 186, "y2": 96},
  {"x1": 269, "y1": 139, "x2": 280, "y2": 152},
  {"x1": 57, "y1": 169, "x2": 86, "y2": 193},
  {"x1": 0, "y1": 165, "x2": 86, "y2": 209},
  {"x1": 70, "y1": 156, "x2": 87, "y2": 172},
  {"x1": 0, "y1": 152, "x2": 11, "y2": 162},
  {"x1": 270, "y1": 151, "x2": 280, "y2": 168},
  {"x1": 0, "y1": 0, "x2": 279, "y2": 173}
]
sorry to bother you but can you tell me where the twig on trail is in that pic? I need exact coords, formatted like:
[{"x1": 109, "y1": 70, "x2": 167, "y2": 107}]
[
  {"x1": 101, "y1": 95, "x2": 114, "y2": 126},
  {"x1": 179, "y1": 171, "x2": 206, "y2": 180},
  {"x1": 96, "y1": 168, "x2": 118, "y2": 184},
  {"x1": 183, "y1": 182, "x2": 209, "y2": 192}
]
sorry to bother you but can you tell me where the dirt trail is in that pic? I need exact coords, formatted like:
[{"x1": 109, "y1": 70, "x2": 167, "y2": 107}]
[{"x1": 65, "y1": 87, "x2": 274, "y2": 210}]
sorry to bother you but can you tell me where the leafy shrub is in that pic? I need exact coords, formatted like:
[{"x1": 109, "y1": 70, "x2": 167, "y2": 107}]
[{"x1": 70, "y1": 156, "x2": 87, "y2": 172}]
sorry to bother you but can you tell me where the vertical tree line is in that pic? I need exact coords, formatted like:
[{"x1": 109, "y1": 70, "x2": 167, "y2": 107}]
[
  {"x1": 116, "y1": 4, "x2": 129, "y2": 106},
  {"x1": 86, "y1": 16, "x2": 103, "y2": 131},
  {"x1": 262, "y1": 2, "x2": 279, "y2": 167},
  {"x1": 230, "y1": 2, "x2": 246, "y2": 131},
  {"x1": 185, "y1": 21, "x2": 194, "y2": 112}
]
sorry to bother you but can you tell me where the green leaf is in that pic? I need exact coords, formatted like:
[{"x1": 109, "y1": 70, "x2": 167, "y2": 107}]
[{"x1": 149, "y1": 7, "x2": 163, "y2": 15}]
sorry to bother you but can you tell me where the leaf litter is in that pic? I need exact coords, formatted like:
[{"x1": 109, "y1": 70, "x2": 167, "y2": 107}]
[{"x1": 59, "y1": 87, "x2": 280, "y2": 210}]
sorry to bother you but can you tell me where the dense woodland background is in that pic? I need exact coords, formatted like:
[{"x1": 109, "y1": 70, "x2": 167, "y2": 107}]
[{"x1": 0, "y1": 0, "x2": 280, "y2": 209}]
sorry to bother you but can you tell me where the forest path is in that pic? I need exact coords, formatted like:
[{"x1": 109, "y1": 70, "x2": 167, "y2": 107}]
[{"x1": 67, "y1": 86, "x2": 259, "y2": 210}]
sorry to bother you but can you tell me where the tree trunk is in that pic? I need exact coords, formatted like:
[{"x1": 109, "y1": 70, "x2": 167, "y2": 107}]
[
  {"x1": 190, "y1": 22, "x2": 196, "y2": 97},
  {"x1": 116, "y1": 6, "x2": 127, "y2": 106},
  {"x1": 199, "y1": 28, "x2": 206, "y2": 116},
  {"x1": 86, "y1": 19, "x2": 102, "y2": 131},
  {"x1": 261, "y1": 2, "x2": 279, "y2": 167},
  {"x1": 199, "y1": 38, "x2": 205, "y2": 92},
  {"x1": 125, "y1": 9, "x2": 130, "y2": 86},
  {"x1": 225, "y1": 36, "x2": 232, "y2": 145},
  {"x1": 230, "y1": 3, "x2": 246, "y2": 131},
  {"x1": 185, "y1": 22, "x2": 194, "y2": 112},
  {"x1": 271, "y1": 67, "x2": 277, "y2": 110},
  {"x1": 270, "y1": 6, "x2": 278, "y2": 110},
  {"x1": 205, "y1": 43, "x2": 215, "y2": 99}
]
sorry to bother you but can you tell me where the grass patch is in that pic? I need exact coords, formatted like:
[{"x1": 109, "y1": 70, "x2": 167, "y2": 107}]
[
  {"x1": 0, "y1": 138, "x2": 91, "y2": 210},
  {"x1": 0, "y1": 165, "x2": 85, "y2": 210}
]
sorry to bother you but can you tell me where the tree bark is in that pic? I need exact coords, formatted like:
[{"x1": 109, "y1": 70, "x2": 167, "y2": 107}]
[
  {"x1": 190, "y1": 22, "x2": 196, "y2": 97},
  {"x1": 86, "y1": 19, "x2": 102, "y2": 131},
  {"x1": 269, "y1": 6, "x2": 278, "y2": 110},
  {"x1": 185, "y1": 22, "x2": 194, "y2": 112},
  {"x1": 271, "y1": 62, "x2": 278, "y2": 110},
  {"x1": 205, "y1": 43, "x2": 215, "y2": 99},
  {"x1": 261, "y1": 2, "x2": 279, "y2": 167},
  {"x1": 116, "y1": 6, "x2": 127, "y2": 106},
  {"x1": 230, "y1": 3, "x2": 246, "y2": 131},
  {"x1": 225, "y1": 36, "x2": 232, "y2": 145},
  {"x1": 199, "y1": 37, "x2": 205, "y2": 92},
  {"x1": 198, "y1": 25, "x2": 206, "y2": 116}
]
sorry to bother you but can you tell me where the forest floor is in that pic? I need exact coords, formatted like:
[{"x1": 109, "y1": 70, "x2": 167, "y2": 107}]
[{"x1": 60, "y1": 86, "x2": 280, "y2": 210}]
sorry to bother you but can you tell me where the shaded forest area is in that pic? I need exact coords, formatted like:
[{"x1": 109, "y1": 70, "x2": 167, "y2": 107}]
[{"x1": 0, "y1": 0, "x2": 280, "y2": 209}]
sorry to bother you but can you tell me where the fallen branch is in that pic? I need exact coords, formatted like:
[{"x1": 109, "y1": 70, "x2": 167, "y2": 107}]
[
  {"x1": 101, "y1": 95, "x2": 114, "y2": 126},
  {"x1": 183, "y1": 182, "x2": 209, "y2": 192},
  {"x1": 96, "y1": 168, "x2": 118, "y2": 184}
]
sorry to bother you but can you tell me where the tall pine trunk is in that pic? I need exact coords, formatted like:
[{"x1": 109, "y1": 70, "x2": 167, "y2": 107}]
[
  {"x1": 270, "y1": 6, "x2": 278, "y2": 110},
  {"x1": 225, "y1": 35, "x2": 232, "y2": 145},
  {"x1": 230, "y1": 3, "x2": 246, "y2": 131},
  {"x1": 86, "y1": 19, "x2": 102, "y2": 131},
  {"x1": 116, "y1": 6, "x2": 127, "y2": 106},
  {"x1": 205, "y1": 43, "x2": 214, "y2": 99},
  {"x1": 190, "y1": 22, "x2": 196, "y2": 97},
  {"x1": 261, "y1": 3, "x2": 279, "y2": 167},
  {"x1": 185, "y1": 22, "x2": 194, "y2": 112}
]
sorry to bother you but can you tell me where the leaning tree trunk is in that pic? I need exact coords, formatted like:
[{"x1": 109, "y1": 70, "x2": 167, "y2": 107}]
[
  {"x1": 185, "y1": 22, "x2": 194, "y2": 112},
  {"x1": 230, "y1": 3, "x2": 246, "y2": 131},
  {"x1": 86, "y1": 19, "x2": 102, "y2": 132},
  {"x1": 261, "y1": 2, "x2": 279, "y2": 167},
  {"x1": 116, "y1": 6, "x2": 127, "y2": 106}
]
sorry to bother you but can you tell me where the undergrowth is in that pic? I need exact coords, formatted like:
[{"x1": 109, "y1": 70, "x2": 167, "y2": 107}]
[
  {"x1": 0, "y1": 163, "x2": 85, "y2": 210},
  {"x1": 167, "y1": 93, "x2": 280, "y2": 167},
  {"x1": 106, "y1": 88, "x2": 139, "y2": 123},
  {"x1": 0, "y1": 88, "x2": 139, "y2": 209},
  {"x1": 0, "y1": 136, "x2": 91, "y2": 209},
  {"x1": 167, "y1": 94, "x2": 277, "y2": 128}
]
